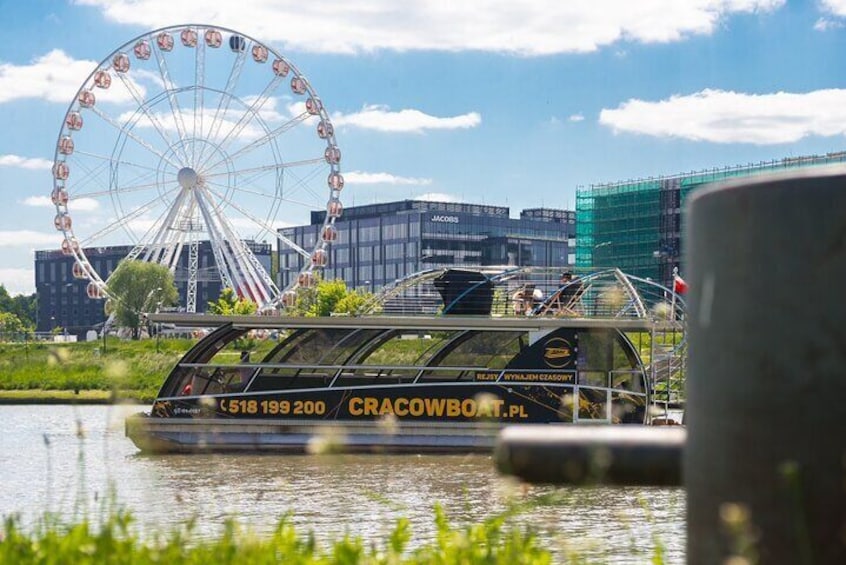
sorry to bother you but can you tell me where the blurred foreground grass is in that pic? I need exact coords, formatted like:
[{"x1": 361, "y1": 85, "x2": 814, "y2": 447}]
[{"x1": 1, "y1": 504, "x2": 555, "y2": 565}]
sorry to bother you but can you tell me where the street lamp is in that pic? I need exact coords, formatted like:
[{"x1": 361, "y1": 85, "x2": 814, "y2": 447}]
[{"x1": 142, "y1": 287, "x2": 163, "y2": 340}]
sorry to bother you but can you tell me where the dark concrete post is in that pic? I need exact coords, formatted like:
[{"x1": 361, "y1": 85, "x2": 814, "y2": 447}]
[{"x1": 686, "y1": 167, "x2": 846, "y2": 564}]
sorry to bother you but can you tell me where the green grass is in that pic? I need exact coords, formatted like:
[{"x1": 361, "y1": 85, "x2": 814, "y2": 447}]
[
  {"x1": 1, "y1": 504, "x2": 553, "y2": 565},
  {"x1": 0, "y1": 338, "x2": 195, "y2": 402}
]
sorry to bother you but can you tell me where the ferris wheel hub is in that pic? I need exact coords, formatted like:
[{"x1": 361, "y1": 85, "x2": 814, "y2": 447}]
[{"x1": 177, "y1": 167, "x2": 199, "y2": 189}]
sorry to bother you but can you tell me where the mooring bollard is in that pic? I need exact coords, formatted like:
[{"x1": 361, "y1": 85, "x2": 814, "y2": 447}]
[
  {"x1": 494, "y1": 425, "x2": 684, "y2": 486},
  {"x1": 686, "y1": 166, "x2": 846, "y2": 564},
  {"x1": 495, "y1": 167, "x2": 846, "y2": 563}
]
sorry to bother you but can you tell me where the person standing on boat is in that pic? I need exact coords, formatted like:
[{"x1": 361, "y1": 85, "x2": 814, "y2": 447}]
[{"x1": 559, "y1": 271, "x2": 583, "y2": 313}]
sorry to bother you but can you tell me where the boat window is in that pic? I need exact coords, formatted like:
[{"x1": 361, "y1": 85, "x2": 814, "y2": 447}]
[
  {"x1": 357, "y1": 331, "x2": 455, "y2": 367},
  {"x1": 578, "y1": 389, "x2": 608, "y2": 420},
  {"x1": 263, "y1": 328, "x2": 358, "y2": 365},
  {"x1": 578, "y1": 371, "x2": 608, "y2": 387},
  {"x1": 612, "y1": 392, "x2": 647, "y2": 423},
  {"x1": 611, "y1": 370, "x2": 645, "y2": 394},
  {"x1": 317, "y1": 328, "x2": 385, "y2": 365},
  {"x1": 578, "y1": 331, "x2": 625, "y2": 372},
  {"x1": 419, "y1": 331, "x2": 524, "y2": 382}
]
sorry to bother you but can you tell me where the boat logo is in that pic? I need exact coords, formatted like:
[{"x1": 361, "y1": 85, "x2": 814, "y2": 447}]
[{"x1": 543, "y1": 337, "x2": 574, "y2": 368}]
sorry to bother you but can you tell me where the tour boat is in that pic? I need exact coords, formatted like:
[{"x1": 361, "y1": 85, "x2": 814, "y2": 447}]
[{"x1": 126, "y1": 267, "x2": 686, "y2": 453}]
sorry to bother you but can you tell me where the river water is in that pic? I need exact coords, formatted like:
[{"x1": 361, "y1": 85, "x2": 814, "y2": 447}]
[{"x1": 0, "y1": 405, "x2": 685, "y2": 563}]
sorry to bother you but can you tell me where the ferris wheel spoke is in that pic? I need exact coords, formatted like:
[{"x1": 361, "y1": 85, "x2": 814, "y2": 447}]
[
  {"x1": 78, "y1": 186, "x2": 177, "y2": 248},
  {"x1": 142, "y1": 189, "x2": 193, "y2": 264},
  {"x1": 204, "y1": 157, "x2": 325, "y2": 180},
  {"x1": 202, "y1": 168, "x2": 279, "y2": 200},
  {"x1": 203, "y1": 76, "x2": 282, "y2": 170},
  {"x1": 192, "y1": 40, "x2": 206, "y2": 165},
  {"x1": 200, "y1": 75, "x2": 284, "y2": 169},
  {"x1": 195, "y1": 186, "x2": 277, "y2": 303},
  {"x1": 66, "y1": 155, "x2": 112, "y2": 195},
  {"x1": 111, "y1": 69, "x2": 184, "y2": 163},
  {"x1": 73, "y1": 149, "x2": 162, "y2": 174},
  {"x1": 204, "y1": 184, "x2": 311, "y2": 259},
  {"x1": 75, "y1": 177, "x2": 168, "y2": 200},
  {"x1": 202, "y1": 178, "x2": 278, "y2": 202},
  {"x1": 197, "y1": 46, "x2": 248, "y2": 166},
  {"x1": 193, "y1": 191, "x2": 247, "y2": 292},
  {"x1": 203, "y1": 111, "x2": 310, "y2": 171},
  {"x1": 279, "y1": 162, "x2": 327, "y2": 203},
  {"x1": 87, "y1": 105, "x2": 180, "y2": 169},
  {"x1": 152, "y1": 43, "x2": 190, "y2": 161}
]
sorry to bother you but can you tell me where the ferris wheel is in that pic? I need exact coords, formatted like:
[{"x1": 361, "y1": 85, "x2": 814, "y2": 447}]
[{"x1": 51, "y1": 24, "x2": 343, "y2": 312}]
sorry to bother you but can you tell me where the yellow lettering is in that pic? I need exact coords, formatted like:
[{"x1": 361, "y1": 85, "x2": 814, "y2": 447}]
[
  {"x1": 409, "y1": 398, "x2": 424, "y2": 416},
  {"x1": 446, "y1": 398, "x2": 461, "y2": 417},
  {"x1": 349, "y1": 397, "x2": 363, "y2": 416},
  {"x1": 424, "y1": 398, "x2": 446, "y2": 417},
  {"x1": 364, "y1": 397, "x2": 378, "y2": 416},
  {"x1": 379, "y1": 397, "x2": 394, "y2": 415},
  {"x1": 394, "y1": 397, "x2": 408, "y2": 416},
  {"x1": 461, "y1": 399, "x2": 476, "y2": 417}
]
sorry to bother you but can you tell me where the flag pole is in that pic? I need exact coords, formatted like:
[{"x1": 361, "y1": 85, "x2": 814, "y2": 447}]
[{"x1": 669, "y1": 266, "x2": 678, "y2": 321}]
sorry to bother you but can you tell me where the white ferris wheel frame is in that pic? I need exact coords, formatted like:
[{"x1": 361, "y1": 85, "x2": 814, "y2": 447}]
[{"x1": 51, "y1": 24, "x2": 344, "y2": 313}]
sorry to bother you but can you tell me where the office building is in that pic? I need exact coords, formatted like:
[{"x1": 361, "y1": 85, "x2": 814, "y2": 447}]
[
  {"x1": 35, "y1": 240, "x2": 271, "y2": 336},
  {"x1": 278, "y1": 200, "x2": 576, "y2": 290}
]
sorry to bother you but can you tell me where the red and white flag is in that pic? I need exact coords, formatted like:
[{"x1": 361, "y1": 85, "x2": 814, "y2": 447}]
[{"x1": 673, "y1": 275, "x2": 689, "y2": 295}]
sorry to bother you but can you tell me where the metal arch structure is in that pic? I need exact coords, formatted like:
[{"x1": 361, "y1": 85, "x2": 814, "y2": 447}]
[
  {"x1": 358, "y1": 266, "x2": 687, "y2": 322},
  {"x1": 50, "y1": 24, "x2": 344, "y2": 312},
  {"x1": 356, "y1": 265, "x2": 688, "y2": 413}
]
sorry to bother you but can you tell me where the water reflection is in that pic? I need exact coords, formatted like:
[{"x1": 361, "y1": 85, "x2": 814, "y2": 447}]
[{"x1": 0, "y1": 405, "x2": 684, "y2": 563}]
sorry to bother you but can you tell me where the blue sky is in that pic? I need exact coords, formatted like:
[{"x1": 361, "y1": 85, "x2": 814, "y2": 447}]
[{"x1": 2, "y1": 0, "x2": 846, "y2": 295}]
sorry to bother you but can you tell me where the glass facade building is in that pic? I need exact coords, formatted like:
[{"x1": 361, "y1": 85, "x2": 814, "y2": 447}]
[
  {"x1": 35, "y1": 241, "x2": 271, "y2": 336},
  {"x1": 576, "y1": 152, "x2": 846, "y2": 288},
  {"x1": 278, "y1": 200, "x2": 576, "y2": 290}
]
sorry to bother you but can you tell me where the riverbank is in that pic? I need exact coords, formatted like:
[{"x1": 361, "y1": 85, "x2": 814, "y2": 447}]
[
  {"x1": 0, "y1": 338, "x2": 195, "y2": 402},
  {"x1": 0, "y1": 389, "x2": 142, "y2": 404}
]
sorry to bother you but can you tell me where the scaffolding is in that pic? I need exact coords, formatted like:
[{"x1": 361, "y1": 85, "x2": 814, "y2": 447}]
[{"x1": 576, "y1": 151, "x2": 846, "y2": 285}]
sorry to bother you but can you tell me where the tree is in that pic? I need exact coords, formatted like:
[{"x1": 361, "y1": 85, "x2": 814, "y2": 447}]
[
  {"x1": 207, "y1": 287, "x2": 258, "y2": 315},
  {"x1": 0, "y1": 312, "x2": 25, "y2": 341},
  {"x1": 107, "y1": 260, "x2": 179, "y2": 339},
  {"x1": 290, "y1": 277, "x2": 374, "y2": 317},
  {"x1": 0, "y1": 285, "x2": 35, "y2": 328}
]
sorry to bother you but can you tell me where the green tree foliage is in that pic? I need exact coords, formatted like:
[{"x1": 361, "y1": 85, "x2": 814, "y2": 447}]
[
  {"x1": 207, "y1": 287, "x2": 258, "y2": 315},
  {"x1": 291, "y1": 277, "x2": 373, "y2": 317},
  {"x1": 107, "y1": 260, "x2": 179, "y2": 339},
  {"x1": 0, "y1": 285, "x2": 36, "y2": 329},
  {"x1": 0, "y1": 311, "x2": 25, "y2": 340}
]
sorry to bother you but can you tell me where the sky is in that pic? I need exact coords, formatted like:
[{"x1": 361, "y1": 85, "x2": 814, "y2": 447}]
[{"x1": 2, "y1": 0, "x2": 846, "y2": 295}]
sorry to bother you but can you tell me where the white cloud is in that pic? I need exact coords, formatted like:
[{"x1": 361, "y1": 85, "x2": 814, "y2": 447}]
[
  {"x1": 568, "y1": 114, "x2": 585, "y2": 122},
  {"x1": 416, "y1": 192, "x2": 462, "y2": 203},
  {"x1": 0, "y1": 49, "x2": 147, "y2": 106},
  {"x1": 599, "y1": 88, "x2": 846, "y2": 144},
  {"x1": 117, "y1": 105, "x2": 267, "y2": 143},
  {"x1": 0, "y1": 50, "x2": 96, "y2": 104},
  {"x1": 23, "y1": 195, "x2": 100, "y2": 211},
  {"x1": 333, "y1": 105, "x2": 481, "y2": 133},
  {"x1": 814, "y1": 17, "x2": 844, "y2": 31},
  {"x1": 0, "y1": 268, "x2": 35, "y2": 296},
  {"x1": 74, "y1": 0, "x2": 785, "y2": 55},
  {"x1": 0, "y1": 230, "x2": 62, "y2": 248},
  {"x1": 821, "y1": 0, "x2": 846, "y2": 16},
  {"x1": 0, "y1": 154, "x2": 53, "y2": 170},
  {"x1": 344, "y1": 171, "x2": 432, "y2": 185}
]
